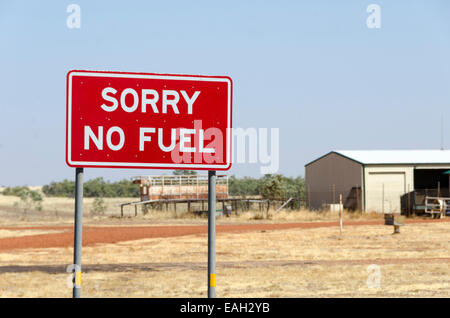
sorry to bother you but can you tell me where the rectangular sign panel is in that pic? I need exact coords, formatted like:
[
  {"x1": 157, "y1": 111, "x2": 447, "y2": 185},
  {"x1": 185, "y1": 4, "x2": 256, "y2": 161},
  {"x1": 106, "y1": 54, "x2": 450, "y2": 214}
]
[{"x1": 66, "y1": 70, "x2": 232, "y2": 170}]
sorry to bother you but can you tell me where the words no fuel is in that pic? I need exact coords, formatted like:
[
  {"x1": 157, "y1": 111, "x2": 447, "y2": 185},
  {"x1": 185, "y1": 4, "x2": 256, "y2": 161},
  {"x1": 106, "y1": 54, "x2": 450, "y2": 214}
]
[{"x1": 85, "y1": 86, "x2": 216, "y2": 153}]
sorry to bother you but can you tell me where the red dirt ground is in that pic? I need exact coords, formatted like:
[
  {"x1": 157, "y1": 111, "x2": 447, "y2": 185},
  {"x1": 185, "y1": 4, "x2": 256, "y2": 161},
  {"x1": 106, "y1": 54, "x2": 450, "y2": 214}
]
[{"x1": 0, "y1": 219, "x2": 448, "y2": 252}]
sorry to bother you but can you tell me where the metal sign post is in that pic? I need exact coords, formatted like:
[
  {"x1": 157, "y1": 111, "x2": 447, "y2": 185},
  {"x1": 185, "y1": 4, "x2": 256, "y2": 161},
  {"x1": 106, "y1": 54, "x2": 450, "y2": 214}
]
[
  {"x1": 73, "y1": 167, "x2": 84, "y2": 298},
  {"x1": 208, "y1": 170, "x2": 216, "y2": 298}
]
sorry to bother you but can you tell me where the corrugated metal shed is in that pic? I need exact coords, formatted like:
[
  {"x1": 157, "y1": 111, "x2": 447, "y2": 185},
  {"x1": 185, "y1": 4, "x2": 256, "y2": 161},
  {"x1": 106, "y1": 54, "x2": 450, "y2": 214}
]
[{"x1": 305, "y1": 149, "x2": 450, "y2": 213}]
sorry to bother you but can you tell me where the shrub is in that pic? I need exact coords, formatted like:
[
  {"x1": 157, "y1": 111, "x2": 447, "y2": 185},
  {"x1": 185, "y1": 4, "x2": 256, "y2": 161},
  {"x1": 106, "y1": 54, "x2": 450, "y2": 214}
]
[
  {"x1": 12, "y1": 188, "x2": 43, "y2": 213},
  {"x1": 90, "y1": 197, "x2": 107, "y2": 216}
]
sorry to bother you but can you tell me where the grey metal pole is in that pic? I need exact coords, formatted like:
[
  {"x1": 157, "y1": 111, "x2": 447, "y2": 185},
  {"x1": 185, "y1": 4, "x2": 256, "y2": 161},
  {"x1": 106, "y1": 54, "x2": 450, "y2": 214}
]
[
  {"x1": 208, "y1": 170, "x2": 216, "y2": 298},
  {"x1": 73, "y1": 167, "x2": 83, "y2": 298}
]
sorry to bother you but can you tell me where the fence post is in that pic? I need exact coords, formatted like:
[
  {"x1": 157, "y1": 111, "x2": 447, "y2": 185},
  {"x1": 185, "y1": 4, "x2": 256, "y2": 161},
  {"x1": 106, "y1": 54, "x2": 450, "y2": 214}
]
[
  {"x1": 407, "y1": 184, "x2": 411, "y2": 216},
  {"x1": 339, "y1": 194, "x2": 343, "y2": 234},
  {"x1": 355, "y1": 185, "x2": 359, "y2": 211}
]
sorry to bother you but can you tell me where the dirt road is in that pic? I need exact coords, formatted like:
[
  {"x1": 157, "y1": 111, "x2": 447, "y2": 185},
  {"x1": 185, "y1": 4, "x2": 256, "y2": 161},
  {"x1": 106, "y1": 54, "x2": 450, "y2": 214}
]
[{"x1": 0, "y1": 218, "x2": 448, "y2": 252}]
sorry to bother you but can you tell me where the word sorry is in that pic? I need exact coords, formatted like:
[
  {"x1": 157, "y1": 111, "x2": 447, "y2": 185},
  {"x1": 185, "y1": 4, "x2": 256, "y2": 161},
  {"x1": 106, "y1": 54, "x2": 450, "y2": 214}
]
[{"x1": 100, "y1": 87, "x2": 201, "y2": 114}]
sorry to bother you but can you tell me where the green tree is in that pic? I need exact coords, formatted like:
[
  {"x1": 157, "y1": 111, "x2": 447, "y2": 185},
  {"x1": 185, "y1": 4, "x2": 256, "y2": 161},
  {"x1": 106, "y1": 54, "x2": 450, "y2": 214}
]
[
  {"x1": 228, "y1": 175, "x2": 262, "y2": 197},
  {"x1": 42, "y1": 179, "x2": 75, "y2": 197},
  {"x1": 260, "y1": 174, "x2": 287, "y2": 200}
]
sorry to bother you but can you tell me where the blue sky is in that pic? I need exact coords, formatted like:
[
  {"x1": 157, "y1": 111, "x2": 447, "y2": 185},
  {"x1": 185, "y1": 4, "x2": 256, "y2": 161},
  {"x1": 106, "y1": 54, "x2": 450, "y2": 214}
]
[{"x1": 1, "y1": 0, "x2": 450, "y2": 186}]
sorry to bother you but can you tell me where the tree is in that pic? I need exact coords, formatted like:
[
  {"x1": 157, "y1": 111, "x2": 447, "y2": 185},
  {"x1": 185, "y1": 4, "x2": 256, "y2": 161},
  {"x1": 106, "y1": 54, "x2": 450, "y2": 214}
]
[
  {"x1": 228, "y1": 175, "x2": 262, "y2": 197},
  {"x1": 260, "y1": 174, "x2": 286, "y2": 200},
  {"x1": 42, "y1": 180, "x2": 75, "y2": 197}
]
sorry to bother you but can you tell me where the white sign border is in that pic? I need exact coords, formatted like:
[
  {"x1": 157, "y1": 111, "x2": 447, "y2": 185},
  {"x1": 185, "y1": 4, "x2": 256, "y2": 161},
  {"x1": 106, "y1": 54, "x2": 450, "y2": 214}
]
[{"x1": 66, "y1": 71, "x2": 232, "y2": 169}]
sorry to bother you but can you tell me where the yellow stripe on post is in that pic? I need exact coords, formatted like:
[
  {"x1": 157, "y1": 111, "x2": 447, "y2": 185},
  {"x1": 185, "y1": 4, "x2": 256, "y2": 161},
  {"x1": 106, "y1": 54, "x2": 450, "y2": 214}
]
[
  {"x1": 75, "y1": 271, "x2": 82, "y2": 286},
  {"x1": 210, "y1": 273, "x2": 216, "y2": 287}
]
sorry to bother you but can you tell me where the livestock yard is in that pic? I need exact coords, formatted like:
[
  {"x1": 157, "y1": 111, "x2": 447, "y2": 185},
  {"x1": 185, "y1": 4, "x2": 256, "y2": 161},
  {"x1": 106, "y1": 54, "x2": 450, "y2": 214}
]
[{"x1": 0, "y1": 195, "x2": 448, "y2": 298}]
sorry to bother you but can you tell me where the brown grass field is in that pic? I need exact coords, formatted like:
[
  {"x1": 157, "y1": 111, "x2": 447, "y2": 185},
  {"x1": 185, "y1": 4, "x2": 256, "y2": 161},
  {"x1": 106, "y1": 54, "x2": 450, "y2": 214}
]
[{"x1": 0, "y1": 195, "x2": 449, "y2": 298}]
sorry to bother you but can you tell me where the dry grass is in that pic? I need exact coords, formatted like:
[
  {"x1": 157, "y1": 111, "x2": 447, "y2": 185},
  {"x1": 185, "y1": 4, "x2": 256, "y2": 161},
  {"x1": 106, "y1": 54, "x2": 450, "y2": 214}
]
[
  {"x1": 0, "y1": 194, "x2": 388, "y2": 227},
  {"x1": 239, "y1": 209, "x2": 383, "y2": 222},
  {"x1": 0, "y1": 229, "x2": 63, "y2": 239},
  {"x1": 0, "y1": 194, "x2": 136, "y2": 214},
  {"x1": 0, "y1": 195, "x2": 138, "y2": 226},
  {"x1": 2, "y1": 263, "x2": 447, "y2": 298},
  {"x1": 0, "y1": 221, "x2": 448, "y2": 297}
]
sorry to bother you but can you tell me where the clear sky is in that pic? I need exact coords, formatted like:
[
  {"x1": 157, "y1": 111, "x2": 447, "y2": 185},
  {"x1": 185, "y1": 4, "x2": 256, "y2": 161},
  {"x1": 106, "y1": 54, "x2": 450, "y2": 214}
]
[{"x1": 1, "y1": 0, "x2": 450, "y2": 186}]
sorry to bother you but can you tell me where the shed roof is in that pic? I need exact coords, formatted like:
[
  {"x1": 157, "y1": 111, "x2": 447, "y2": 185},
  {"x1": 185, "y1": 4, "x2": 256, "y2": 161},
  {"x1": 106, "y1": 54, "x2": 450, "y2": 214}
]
[
  {"x1": 306, "y1": 150, "x2": 450, "y2": 166},
  {"x1": 337, "y1": 150, "x2": 450, "y2": 165}
]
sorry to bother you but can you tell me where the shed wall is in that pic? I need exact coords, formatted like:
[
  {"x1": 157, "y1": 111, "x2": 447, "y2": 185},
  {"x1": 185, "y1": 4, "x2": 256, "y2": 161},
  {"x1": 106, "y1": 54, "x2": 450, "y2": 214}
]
[
  {"x1": 305, "y1": 153, "x2": 362, "y2": 210},
  {"x1": 364, "y1": 164, "x2": 450, "y2": 213},
  {"x1": 364, "y1": 165, "x2": 413, "y2": 213}
]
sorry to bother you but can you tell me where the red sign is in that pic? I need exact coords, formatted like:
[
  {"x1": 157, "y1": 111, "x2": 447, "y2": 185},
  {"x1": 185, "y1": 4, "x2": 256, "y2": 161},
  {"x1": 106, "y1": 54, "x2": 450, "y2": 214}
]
[{"x1": 66, "y1": 70, "x2": 232, "y2": 170}]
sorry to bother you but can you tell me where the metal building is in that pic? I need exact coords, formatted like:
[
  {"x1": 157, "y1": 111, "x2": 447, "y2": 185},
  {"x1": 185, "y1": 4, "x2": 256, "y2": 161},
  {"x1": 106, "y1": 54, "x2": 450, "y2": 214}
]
[{"x1": 305, "y1": 150, "x2": 450, "y2": 213}]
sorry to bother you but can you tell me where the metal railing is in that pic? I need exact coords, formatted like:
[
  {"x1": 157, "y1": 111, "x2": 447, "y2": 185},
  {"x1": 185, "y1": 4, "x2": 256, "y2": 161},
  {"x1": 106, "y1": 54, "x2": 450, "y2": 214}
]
[{"x1": 132, "y1": 174, "x2": 229, "y2": 200}]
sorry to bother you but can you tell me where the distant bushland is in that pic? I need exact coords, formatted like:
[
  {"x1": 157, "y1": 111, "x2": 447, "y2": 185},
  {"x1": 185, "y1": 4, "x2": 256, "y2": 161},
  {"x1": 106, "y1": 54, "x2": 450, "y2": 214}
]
[
  {"x1": 3, "y1": 174, "x2": 305, "y2": 202},
  {"x1": 229, "y1": 174, "x2": 305, "y2": 200},
  {"x1": 41, "y1": 178, "x2": 139, "y2": 198},
  {"x1": 2, "y1": 186, "x2": 31, "y2": 197}
]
